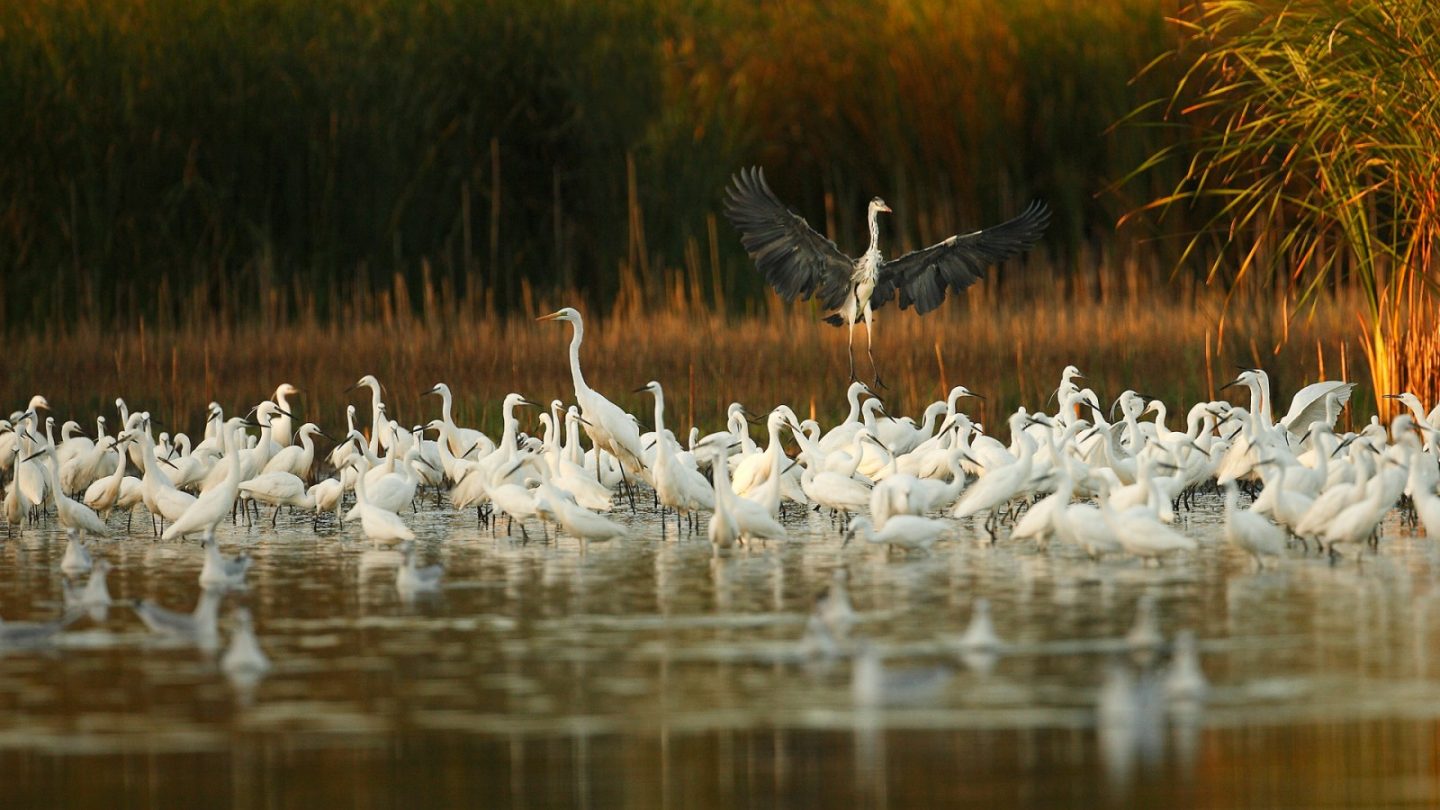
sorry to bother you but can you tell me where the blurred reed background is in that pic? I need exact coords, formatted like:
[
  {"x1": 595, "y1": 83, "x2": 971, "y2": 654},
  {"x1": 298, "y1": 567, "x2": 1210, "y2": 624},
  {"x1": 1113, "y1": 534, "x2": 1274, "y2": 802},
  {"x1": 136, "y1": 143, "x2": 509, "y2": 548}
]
[
  {"x1": 0, "y1": 0, "x2": 1429, "y2": 437},
  {"x1": 0, "y1": 0, "x2": 1194, "y2": 329}
]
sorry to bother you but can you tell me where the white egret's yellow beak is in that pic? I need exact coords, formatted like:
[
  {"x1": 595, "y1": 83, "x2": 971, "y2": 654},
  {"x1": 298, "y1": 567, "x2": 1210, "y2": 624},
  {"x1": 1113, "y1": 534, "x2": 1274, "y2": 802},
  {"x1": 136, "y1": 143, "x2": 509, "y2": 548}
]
[{"x1": 536, "y1": 311, "x2": 563, "y2": 322}]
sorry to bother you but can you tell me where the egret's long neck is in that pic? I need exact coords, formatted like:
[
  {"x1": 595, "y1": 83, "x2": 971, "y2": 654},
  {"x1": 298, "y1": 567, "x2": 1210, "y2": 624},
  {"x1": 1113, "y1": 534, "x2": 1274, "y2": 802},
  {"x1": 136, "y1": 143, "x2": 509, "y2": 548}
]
[
  {"x1": 766, "y1": 419, "x2": 783, "y2": 453},
  {"x1": 501, "y1": 406, "x2": 518, "y2": 454},
  {"x1": 844, "y1": 391, "x2": 862, "y2": 425},
  {"x1": 567, "y1": 321, "x2": 588, "y2": 395},
  {"x1": 652, "y1": 391, "x2": 666, "y2": 437},
  {"x1": 867, "y1": 207, "x2": 881, "y2": 257},
  {"x1": 441, "y1": 390, "x2": 455, "y2": 425}
]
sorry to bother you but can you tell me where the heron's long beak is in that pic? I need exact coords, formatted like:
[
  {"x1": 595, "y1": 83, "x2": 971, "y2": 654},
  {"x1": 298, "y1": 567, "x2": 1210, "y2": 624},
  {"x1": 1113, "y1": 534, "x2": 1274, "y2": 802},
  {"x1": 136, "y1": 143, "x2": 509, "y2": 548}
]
[
  {"x1": 632, "y1": 385, "x2": 651, "y2": 394},
  {"x1": 536, "y1": 311, "x2": 563, "y2": 322},
  {"x1": 877, "y1": 203, "x2": 892, "y2": 213},
  {"x1": 518, "y1": 398, "x2": 541, "y2": 409}
]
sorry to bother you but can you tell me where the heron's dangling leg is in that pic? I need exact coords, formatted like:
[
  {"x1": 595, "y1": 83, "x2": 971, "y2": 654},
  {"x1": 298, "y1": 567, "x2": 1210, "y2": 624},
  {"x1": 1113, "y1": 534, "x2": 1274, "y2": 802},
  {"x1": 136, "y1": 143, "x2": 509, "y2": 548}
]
[
  {"x1": 846, "y1": 316, "x2": 858, "y2": 382},
  {"x1": 864, "y1": 304, "x2": 887, "y2": 389}
]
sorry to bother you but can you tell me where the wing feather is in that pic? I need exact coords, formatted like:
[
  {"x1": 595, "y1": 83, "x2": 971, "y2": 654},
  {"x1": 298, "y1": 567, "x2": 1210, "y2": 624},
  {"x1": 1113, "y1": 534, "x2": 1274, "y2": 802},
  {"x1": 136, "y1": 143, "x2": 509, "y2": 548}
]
[
  {"x1": 873, "y1": 199, "x2": 1051, "y2": 314},
  {"x1": 723, "y1": 167, "x2": 855, "y2": 310}
]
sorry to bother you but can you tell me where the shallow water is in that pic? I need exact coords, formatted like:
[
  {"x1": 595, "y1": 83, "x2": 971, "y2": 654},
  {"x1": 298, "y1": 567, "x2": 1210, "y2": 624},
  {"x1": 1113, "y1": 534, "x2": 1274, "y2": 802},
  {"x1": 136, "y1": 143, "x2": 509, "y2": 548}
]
[{"x1": 4, "y1": 494, "x2": 1440, "y2": 808}]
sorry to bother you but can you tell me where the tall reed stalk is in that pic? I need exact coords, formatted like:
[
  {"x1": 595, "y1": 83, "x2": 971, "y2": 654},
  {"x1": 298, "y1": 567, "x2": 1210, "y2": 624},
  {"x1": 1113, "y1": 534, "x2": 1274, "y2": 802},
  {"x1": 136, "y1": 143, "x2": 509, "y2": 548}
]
[{"x1": 1126, "y1": 0, "x2": 1440, "y2": 412}]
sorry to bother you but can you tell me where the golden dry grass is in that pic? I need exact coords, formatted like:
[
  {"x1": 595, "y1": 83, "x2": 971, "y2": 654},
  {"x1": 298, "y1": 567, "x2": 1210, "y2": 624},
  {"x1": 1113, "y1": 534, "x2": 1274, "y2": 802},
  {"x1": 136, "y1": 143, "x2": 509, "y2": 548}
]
[{"x1": 0, "y1": 276, "x2": 1371, "y2": 444}]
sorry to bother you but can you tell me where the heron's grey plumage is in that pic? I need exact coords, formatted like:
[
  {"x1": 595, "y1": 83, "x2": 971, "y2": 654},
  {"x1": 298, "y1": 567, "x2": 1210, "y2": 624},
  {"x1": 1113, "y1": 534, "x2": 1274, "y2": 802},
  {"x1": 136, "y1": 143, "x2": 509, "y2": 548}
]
[
  {"x1": 722, "y1": 167, "x2": 853, "y2": 311},
  {"x1": 724, "y1": 165, "x2": 1050, "y2": 385},
  {"x1": 724, "y1": 167, "x2": 1049, "y2": 320},
  {"x1": 872, "y1": 198, "x2": 1051, "y2": 315}
]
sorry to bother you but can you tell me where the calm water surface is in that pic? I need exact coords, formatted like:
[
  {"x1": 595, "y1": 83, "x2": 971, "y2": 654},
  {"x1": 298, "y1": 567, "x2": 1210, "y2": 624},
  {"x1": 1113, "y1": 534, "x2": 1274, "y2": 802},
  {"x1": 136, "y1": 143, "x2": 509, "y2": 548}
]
[{"x1": 4, "y1": 494, "x2": 1440, "y2": 808}]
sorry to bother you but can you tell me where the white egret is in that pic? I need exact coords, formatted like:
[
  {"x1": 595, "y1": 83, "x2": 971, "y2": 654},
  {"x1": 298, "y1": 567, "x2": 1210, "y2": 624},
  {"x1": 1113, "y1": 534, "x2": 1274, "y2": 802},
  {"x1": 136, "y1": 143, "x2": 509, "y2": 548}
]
[
  {"x1": 262, "y1": 422, "x2": 324, "y2": 480},
  {"x1": 270, "y1": 383, "x2": 301, "y2": 447},
  {"x1": 817, "y1": 382, "x2": 875, "y2": 455},
  {"x1": 1222, "y1": 480, "x2": 1286, "y2": 569},
  {"x1": 1099, "y1": 487, "x2": 1196, "y2": 565},
  {"x1": 238, "y1": 471, "x2": 315, "y2": 525},
  {"x1": 844, "y1": 515, "x2": 950, "y2": 554},
  {"x1": 952, "y1": 413, "x2": 1038, "y2": 533},
  {"x1": 23, "y1": 445, "x2": 110, "y2": 538},
  {"x1": 635, "y1": 381, "x2": 713, "y2": 533},
  {"x1": 82, "y1": 432, "x2": 133, "y2": 513},
  {"x1": 347, "y1": 458, "x2": 415, "y2": 544},
  {"x1": 537, "y1": 307, "x2": 647, "y2": 476},
  {"x1": 423, "y1": 383, "x2": 488, "y2": 462},
  {"x1": 163, "y1": 420, "x2": 246, "y2": 542},
  {"x1": 536, "y1": 492, "x2": 629, "y2": 544},
  {"x1": 307, "y1": 478, "x2": 346, "y2": 521},
  {"x1": 697, "y1": 438, "x2": 785, "y2": 547}
]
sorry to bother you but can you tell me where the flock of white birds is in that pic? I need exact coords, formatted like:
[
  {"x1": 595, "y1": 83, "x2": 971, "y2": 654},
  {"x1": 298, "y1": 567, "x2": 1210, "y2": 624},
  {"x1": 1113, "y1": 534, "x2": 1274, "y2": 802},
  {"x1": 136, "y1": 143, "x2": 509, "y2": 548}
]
[{"x1": 5, "y1": 306, "x2": 1440, "y2": 677}]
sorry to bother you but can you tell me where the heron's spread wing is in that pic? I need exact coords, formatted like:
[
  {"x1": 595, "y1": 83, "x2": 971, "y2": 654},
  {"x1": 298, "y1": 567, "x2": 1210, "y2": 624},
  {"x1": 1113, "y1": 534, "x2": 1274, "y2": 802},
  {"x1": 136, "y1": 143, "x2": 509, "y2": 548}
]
[
  {"x1": 723, "y1": 167, "x2": 854, "y2": 309},
  {"x1": 873, "y1": 200, "x2": 1051, "y2": 315}
]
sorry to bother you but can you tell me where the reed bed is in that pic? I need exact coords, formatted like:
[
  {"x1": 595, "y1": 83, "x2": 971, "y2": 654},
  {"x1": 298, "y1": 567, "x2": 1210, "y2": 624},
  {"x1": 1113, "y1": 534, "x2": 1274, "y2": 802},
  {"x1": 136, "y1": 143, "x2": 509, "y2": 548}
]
[
  {"x1": 1126, "y1": 0, "x2": 1440, "y2": 414},
  {"x1": 0, "y1": 0, "x2": 1191, "y2": 329},
  {"x1": 0, "y1": 271, "x2": 1368, "y2": 445}
]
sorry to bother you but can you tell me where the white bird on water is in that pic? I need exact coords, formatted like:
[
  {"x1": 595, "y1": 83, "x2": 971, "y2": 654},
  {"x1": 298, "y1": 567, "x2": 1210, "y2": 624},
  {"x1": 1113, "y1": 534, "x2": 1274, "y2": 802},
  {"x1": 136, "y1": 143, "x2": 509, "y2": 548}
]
[
  {"x1": 535, "y1": 492, "x2": 629, "y2": 544},
  {"x1": 164, "y1": 419, "x2": 248, "y2": 542},
  {"x1": 844, "y1": 515, "x2": 950, "y2": 554},
  {"x1": 537, "y1": 307, "x2": 647, "y2": 477},
  {"x1": 1222, "y1": 480, "x2": 1286, "y2": 569},
  {"x1": 697, "y1": 438, "x2": 785, "y2": 548},
  {"x1": 23, "y1": 444, "x2": 110, "y2": 539},
  {"x1": 635, "y1": 381, "x2": 714, "y2": 532},
  {"x1": 347, "y1": 458, "x2": 415, "y2": 544}
]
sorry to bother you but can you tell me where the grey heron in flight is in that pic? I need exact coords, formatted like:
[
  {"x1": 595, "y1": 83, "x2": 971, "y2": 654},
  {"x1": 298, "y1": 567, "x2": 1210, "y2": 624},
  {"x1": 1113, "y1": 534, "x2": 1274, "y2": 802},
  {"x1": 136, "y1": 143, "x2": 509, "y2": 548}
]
[{"x1": 723, "y1": 167, "x2": 1050, "y2": 387}]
